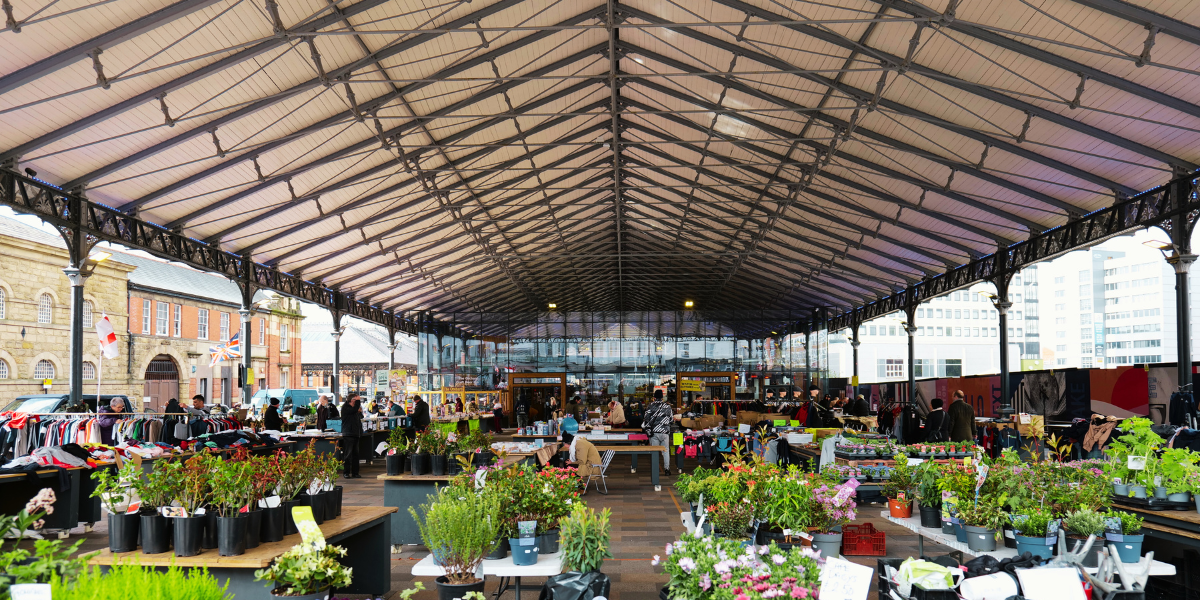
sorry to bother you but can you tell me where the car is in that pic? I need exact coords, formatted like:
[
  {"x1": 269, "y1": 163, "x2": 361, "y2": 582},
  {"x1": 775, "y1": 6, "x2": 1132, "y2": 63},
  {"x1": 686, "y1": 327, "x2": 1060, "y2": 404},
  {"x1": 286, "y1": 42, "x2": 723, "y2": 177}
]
[
  {"x1": 0, "y1": 394, "x2": 133, "y2": 415},
  {"x1": 249, "y1": 388, "x2": 320, "y2": 412}
]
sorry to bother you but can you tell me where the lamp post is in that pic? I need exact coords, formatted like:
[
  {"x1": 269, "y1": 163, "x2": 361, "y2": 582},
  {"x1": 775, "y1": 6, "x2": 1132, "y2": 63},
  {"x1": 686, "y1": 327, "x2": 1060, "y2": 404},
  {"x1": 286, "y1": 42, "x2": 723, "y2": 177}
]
[
  {"x1": 64, "y1": 250, "x2": 110, "y2": 407},
  {"x1": 981, "y1": 285, "x2": 1014, "y2": 415}
]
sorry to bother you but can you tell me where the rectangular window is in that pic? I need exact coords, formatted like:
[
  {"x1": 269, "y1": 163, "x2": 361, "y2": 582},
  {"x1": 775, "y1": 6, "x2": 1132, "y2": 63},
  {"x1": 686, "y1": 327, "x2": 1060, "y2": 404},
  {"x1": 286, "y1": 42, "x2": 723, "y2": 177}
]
[
  {"x1": 1014, "y1": 311, "x2": 1022, "y2": 320},
  {"x1": 1008, "y1": 327, "x2": 1014, "y2": 337},
  {"x1": 1055, "y1": 317, "x2": 1066, "y2": 325},
  {"x1": 1080, "y1": 299, "x2": 1092, "y2": 311},
  {"x1": 916, "y1": 308, "x2": 924, "y2": 318},
  {"x1": 936, "y1": 309, "x2": 943, "y2": 319},
  {"x1": 1133, "y1": 340, "x2": 1161, "y2": 348},
  {"x1": 258, "y1": 318, "x2": 265, "y2": 345},
  {"x1": 914, "y1": 358, "x2": 933, "y2": 378},
  {"x1": 280, "y1": 323, "x2": 289, "y2": 351},
  {"x1": 1056, "y1": 358, "x2": 1067, "y2": 366},
  {"x1": 1054, "y1": 276, "x2": 1065, "y2": 284},
  {"x1": 1079, "y1": 270, "x2": 1091, "y2": 282},
  {"x1": 936, "y1": 327, "x2": 944, "y2": 337},
  {"x1": 1081, "y1": 357, "x2": 1093, "y2": 368},
  {"x1": 156, "y1": 302, "x2": 168, "y2": 336},
  {"x1": 1081, "y1": 328, "x2": 1093, "y2": 340},
  {"x1": 954, "y1": 327, "x2": 962, "y2": 337},
  {"x1": 973, "y1": 327, "x2": 980, "y2": 337},
  {"x1": 1081, "y1": 343, "x2": 1092, "y2": 354},
  {"x1": 954, "y1": 310, "x2": 962, "y2": 319},
  {"x1": 1026, "y1": 304, "x2": 1038, "y2": 318},
  {"x1": 142, "y1": 299, "x2": 151, "y2": 334},
  {"x1": 972, "y1": 310, "x2": 980, "y2": 319},
  {"x1": 173, "y1": 305, "x2": 181, "y2": 337},
  {"x1": 938, "y1": 358, "x2": 963, "y2": 378},
  {"x1": 869, "y1": 325, "x2": 876, "y2": 335},
  {"x1": 220, "y1": 312, "x2": 230, "y2": 341},
  {"x1": 1026, "y1": 321, "x2": 1039, "y2": 335},
  {"x1": 1016, "y1": 328, "x2": 1023, "y2": 337},
  {"x1": 991, "y1": 327, "x2": 998, "y2": 337},
  {"x1": 1054, "y1": 289, "x2": 1065, "y2": 297},
  {"x1": 1056, "y1": 344, "x2": 1067, "y2": 352},
  {"x1": 198, "y1": 309, "x2": 208, "y2": 340},
  {"x1": 917, "y1": 327, "x2": 924, "y2": 337},
  {"x1": 889, "y1": 326, "x2": 897, "y2": 336}
]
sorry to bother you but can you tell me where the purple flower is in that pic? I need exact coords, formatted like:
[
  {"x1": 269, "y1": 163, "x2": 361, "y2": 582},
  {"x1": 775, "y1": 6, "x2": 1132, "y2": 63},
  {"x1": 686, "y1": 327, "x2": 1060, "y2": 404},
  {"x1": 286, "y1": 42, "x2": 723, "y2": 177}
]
[
  {"x1": 772, "y1": 554, "x2": 786, "y2": 565},
  {"x1": 679, "y1": 557, "x2": 696, "y2": 572},
  {"x1": 700, "y1": 574, "x2": 712, "y2": 591}
]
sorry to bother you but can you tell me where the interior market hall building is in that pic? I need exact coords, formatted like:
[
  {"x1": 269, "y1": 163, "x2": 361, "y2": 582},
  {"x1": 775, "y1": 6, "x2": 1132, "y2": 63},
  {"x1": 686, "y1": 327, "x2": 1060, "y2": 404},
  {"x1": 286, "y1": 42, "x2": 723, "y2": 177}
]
[{"x1": 4, "y1": 0, "x2": 1200, "y2": 598}]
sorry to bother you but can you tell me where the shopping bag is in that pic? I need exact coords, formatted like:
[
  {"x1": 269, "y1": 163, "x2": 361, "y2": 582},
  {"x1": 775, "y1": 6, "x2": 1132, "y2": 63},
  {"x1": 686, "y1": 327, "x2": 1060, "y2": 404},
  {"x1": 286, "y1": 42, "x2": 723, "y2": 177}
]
[{"x1": 538, "y1": 571, "x2": 611, "y2": 600}]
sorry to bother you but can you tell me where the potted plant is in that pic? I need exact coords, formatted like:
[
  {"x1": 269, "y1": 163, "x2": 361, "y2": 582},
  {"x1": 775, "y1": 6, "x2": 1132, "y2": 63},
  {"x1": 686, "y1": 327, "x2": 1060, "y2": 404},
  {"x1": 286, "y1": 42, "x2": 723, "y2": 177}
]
[
  {"x1": 254, "y1": 540, "x2": 353, "y2": 599},
  {"x1": 134, "y1": 462, "x2": 174, "y2": 554},
  {"x1": 1063, "y1": 508, "x2": 1108, "y2": 568},
  {"x1": 411, "y1": 430, "x2": 433, "y2": 476},
  {"x1": 90, "y1": 461, "x2": 141, "y2": 553},
  {"x1": 1104, "y1": 509, "x2": 1145, "y2": 563},
  {"x1": 294, "y1": 450, "x2": 327, "y2": 526},
  {"x1": 162, "y1": 454, "x2": 211, "y2": 557},
  {"x1": 409, "y1": 488, "x2": 501, "y2": 597},
  {"x1": 706, "y1": 500, "x2": 755, "y2": 544},
  {"x1": 1, "y1": 488, "x2": 91, "y2": 596},
  {"x1": 243, "y1": 453, "x2": 278, "y2": 548},
  {"x1": 758, "y1": 475, "x2": 815, "y2": 547},
  {"x1": 383, "y1": 427, "x2": 410, "y2": 476},
  {"x1": 658, "y1": 534, "x2": 822, "y2": 600},
  {"x1": 273, "y1": 450, "x2": 310, "y2": 537},
  {"x1": 810, "y1": 478, "x2": 860, "y2": 557},
  {"x1": 882, "y1": 454, "x2": 915, "y2": 518},
  {"x1": 913, "y1": 462, "x2": 943, "y2": 528},
  {"x1": 1159, "y1": 448, "x2": 1195, "y2": 502},
  {"x1": 422, "y1": 429, "x2": 450, "y2": 476},
  {"x1": 543, "y1": 505, "x2": 613, "y2": 597},
  {"x1": 209, "y1": 456, "x2": 252, "y2": 557},
  {"x1": 958, "y1": 494, "x2": 1007, "y2": 553},
  {"x1": 1011, "y1": 508, "x2": 1056, "y2": 559}
]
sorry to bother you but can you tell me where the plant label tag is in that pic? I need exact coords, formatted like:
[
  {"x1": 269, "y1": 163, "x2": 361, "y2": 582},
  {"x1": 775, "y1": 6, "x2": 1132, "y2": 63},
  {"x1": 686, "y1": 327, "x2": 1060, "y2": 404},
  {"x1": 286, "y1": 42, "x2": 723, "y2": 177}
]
[
  {"x1": 375, "y1": 442, "x2": 388, "y2": 455},
  {"x1": 125, "y1": 501, "x2": 140, "y2": 515},
  {"x1": 194, "y1": 507, "x2": 206, "y2": 516},
  {"x1": 518, "y1": 520, "x2": 537, "y2": 539},
  {"x1": 907, "y1": 458, "x2": 924, "y2": 466},
  {"x1": 292, "y1": 506, "x2": 324, "y2": 544},
  {"x1": 1047, "y1": 519, "x2": 1062, "y2": 537},
  {"x1": 793, "y1": 530, "x2": 813, "y2": 541},
  {"x1": 240, "y1": 504, "x2": 250, "y2": 514},
  {"x1": 1105, "y1": 517, "x2": 1122, "y2": 535},
  {"x1": 474, "y1": 469, "x2": 488, "y2": 490},
  {"x1": 1015, "y1": 568, "x2": 1086, "y2": 600},
  {"x1": 161, "y1": 507, "x2": 187, "y2": 518},
  {"x1": 265, "y1": 495, "x2": 281, "y2": 508},
  {"x1": 783, "y1": 528, "x2": 792, "y2": 537},
  {"x1": 818, "y1": 557, "x2": 873, "y2": 600},
  {"x1": 9, "y1": 584, "x2": 51, "y2": 600},
  {"x1": 1112, "y1": 477, "x2": 1122, "y2": 485},
  {"x1": 1154, "y1": 475, "x2": 1162, "y2": 486}
]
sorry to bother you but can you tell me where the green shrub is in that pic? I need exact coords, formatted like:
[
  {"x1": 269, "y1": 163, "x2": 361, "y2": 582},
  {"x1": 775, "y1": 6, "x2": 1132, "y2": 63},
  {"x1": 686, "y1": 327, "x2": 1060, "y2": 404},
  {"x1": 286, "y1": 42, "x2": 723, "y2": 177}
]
[
  {"x1": 410, "y1": 488, "x2": 501, "y2": 584},
  {"x1": 53, "y1": 563, "x2": 230, "y2": 600},
  {"x1": 1063, "y1": 509, "x2": 1106, "y2": 537},
  {"x1": 1104, "y1": 509, "x2": 1144, "y2": 535},
  {"x1": 559, "y1": 505, "x2": 612, "y2": 573},
  {"x1": 1011, "y1": 509, "x2": 1054, "y2": 537}
]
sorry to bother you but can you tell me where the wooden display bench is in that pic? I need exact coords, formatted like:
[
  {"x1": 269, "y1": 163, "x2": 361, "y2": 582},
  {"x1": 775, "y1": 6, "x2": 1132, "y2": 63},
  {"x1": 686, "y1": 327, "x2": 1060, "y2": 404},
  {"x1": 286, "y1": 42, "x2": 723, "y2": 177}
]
[{"x1": 89, "y1": 506, "x2": 396, "y2": 599}]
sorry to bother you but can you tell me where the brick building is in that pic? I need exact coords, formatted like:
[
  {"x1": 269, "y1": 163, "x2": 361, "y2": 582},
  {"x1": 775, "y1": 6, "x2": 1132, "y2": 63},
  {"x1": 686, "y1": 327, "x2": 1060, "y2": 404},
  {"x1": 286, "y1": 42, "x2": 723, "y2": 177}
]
[{"x1": 0, "y1": 216, "x2": 304, "y2": 410}]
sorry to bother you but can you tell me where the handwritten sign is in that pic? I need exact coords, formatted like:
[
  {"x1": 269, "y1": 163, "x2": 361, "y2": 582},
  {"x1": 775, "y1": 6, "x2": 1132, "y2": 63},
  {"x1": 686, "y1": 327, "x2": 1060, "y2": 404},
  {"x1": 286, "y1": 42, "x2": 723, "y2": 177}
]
[
  {"x1": 9, "y1": 584, "x2": 51, "y2": 600},
  {"x1": 818, "y1": 557, "x2": 873, "y2": 600}
]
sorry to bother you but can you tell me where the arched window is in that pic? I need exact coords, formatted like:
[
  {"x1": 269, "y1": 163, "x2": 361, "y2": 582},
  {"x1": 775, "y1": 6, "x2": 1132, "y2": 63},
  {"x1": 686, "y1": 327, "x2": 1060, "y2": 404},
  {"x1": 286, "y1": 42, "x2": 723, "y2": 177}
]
[
  {"x1": 37, "y1": 293, "x2": 53, "y2": 324},
  {"x1": 0, "y1": 287, "x2": 6, "y2": 319},
  {"x1": 83, "y1": 361, "x2": 96, "y2": 380},
  {"x1": 33, "y1": 359, "x2": 55, "y2": 379},
  {"x1": 0, "y1": 360, "x2": 8, "y2": 379},
  {"x1": 83, "y1": 300, "x2": 94, "y2": 329}
]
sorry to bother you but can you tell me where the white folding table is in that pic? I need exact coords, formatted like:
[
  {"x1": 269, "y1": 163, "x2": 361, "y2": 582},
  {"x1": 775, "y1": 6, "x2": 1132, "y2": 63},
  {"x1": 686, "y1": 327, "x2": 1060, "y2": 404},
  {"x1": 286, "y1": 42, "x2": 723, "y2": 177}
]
[{"x1": 411, "y1": 551, "x2": 563, "y2": 600}]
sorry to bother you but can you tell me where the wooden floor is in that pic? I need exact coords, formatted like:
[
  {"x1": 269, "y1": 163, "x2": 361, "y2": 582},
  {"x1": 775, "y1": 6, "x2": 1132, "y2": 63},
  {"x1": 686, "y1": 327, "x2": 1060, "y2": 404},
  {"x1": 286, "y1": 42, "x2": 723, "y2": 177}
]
[{"x1": 56, "y1": 436, "x2": 962, "y2": 599}]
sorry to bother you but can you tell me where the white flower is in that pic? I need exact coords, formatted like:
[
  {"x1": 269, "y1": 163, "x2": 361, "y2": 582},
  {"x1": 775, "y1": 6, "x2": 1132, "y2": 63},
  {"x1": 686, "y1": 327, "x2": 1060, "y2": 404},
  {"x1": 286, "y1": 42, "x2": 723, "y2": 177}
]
[{"x1": 651, "y1": 555, "x2": 660, "y2": 566}]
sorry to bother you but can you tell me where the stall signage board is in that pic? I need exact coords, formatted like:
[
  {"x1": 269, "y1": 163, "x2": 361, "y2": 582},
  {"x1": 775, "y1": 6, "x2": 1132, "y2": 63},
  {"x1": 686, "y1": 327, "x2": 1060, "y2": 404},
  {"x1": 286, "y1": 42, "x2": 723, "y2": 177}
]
[
  {"x1": 679, "y1": 380, "x2": 705, "y2": 392},
  {"x1": 818, "y1": 558, "x2": 872, "y2": 600}
]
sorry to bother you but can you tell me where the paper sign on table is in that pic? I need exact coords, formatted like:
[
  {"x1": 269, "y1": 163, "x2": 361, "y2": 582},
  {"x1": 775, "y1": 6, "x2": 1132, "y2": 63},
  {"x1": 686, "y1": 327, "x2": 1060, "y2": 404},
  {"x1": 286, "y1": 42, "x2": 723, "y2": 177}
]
[
  {"x1": 291, "y1": 506, "x2": 324, "y2": 544},
  {"x1": 790, "y1": 420, "x2": 799, "y2": 426},
  {"x1": 818, "y1": 557, "x2": 873, "y2": 600},
  {"x1": 672, "y1": 433, "x2": 684, "y2": 445},
  {"x1": 738, "y1": 424, "x2": 751, "y2": 433},
  {"x1": 773, "y1": 419, "x2": 786, "y2": 426},
  {"x1": 9, "y1": 584, "x2": 51, "y2": 600},
  {"x1": 1014, "y1": 568, "x2": 1086, "y2": 600}
]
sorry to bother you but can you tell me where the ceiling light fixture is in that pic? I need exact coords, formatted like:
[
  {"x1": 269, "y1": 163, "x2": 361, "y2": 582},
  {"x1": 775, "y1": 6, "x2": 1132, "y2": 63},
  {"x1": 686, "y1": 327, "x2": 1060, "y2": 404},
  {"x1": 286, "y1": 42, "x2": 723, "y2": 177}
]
[
  {"x1": 1142, "y1": 239, "x2": 1173, "y2": 250},
  {"x1": 548, "y1": 303, "x2": 557, "y2": 310},
  {"x1": 684, "y1": 300, "x2": 694, "y2": 308}
]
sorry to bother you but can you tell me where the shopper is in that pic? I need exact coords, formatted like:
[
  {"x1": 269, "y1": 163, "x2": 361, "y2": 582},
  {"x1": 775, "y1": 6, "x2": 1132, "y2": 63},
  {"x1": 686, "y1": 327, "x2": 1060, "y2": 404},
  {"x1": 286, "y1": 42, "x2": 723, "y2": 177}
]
[
  {"x1": 163, "y1": 397, "x2": 187, "y2": 444},
  {"x1": 411, "y1": 394, "x2": 430, "y2": 431},
  {"x1": 562, "y1": 431, "x2": 602, "y2": 479},
  {"x1": 547, "y1": 395, "x2": 560, "y2": 419},
  {"x1": 516, "y1": 394, "x2": 530, "y2": 429},
  {"x1": 187, "y1": 394, "x2": 210, "y2": 438},
  {"x1": 605, "y1": 399, "x2": 626, "y2": 427},
  {"x1": 643, "y1": 390, "x2": 674, "y2": 476},
  {"x1": 314, "y1": 394, "x2": 333, "y2": 430},
  {"x1": 924, "y1": 398, "x2": 949, "y2": 442},
  {"x1": 492, "y1": 398, "x2": 504, "y2": 430},
  {"x1": 849, "y1": 394, "x2": 871, "y2": 417},
  {"x1": 341, "y1": 393, "x2": 364, "y2": 478},
  {"x1": 565, "y1": 396, "x2": 584, "y2": 421},
  {"x1": 263, "y1": 398, "x2": 284, "y2": 431},
  {"x1": 97, "y1": 397, "x2": 128, "y2": 445},
  {"x1": 947, "y1": 390, "x2": 976, "y2": 442}
]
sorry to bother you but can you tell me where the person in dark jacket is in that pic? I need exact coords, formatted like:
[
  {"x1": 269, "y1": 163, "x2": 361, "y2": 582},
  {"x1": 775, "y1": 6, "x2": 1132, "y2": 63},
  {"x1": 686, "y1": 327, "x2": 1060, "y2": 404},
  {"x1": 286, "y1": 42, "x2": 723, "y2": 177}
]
[
  {"x1": 411, "y1": 395, "x2": 430, "y2": 431},
  {"x1": 947, "y1": 390, "x2": 976, "y2": 442},
  {"x1": 97, "y1": 397, "x2": 128, "y2": 445},
  {"x1": 924, "y1": 398, "x2": 949, "y2": 442},
  {"x1": 340, "y1": 394, "x2": 364, "y2": 478},
  {"x1": 316, "y1": 394, "x2": 337, "y2": 430},
  {"x1": 849, "y1": 394, "x2": 871, "y2": 417},
  {"x1": 263, "y1": 398, "x2": 284, "y2": 431}
]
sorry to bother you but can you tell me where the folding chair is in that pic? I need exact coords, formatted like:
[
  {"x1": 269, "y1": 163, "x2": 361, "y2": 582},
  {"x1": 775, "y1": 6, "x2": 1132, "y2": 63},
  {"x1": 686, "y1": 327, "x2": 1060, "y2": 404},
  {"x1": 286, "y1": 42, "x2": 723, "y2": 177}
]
[{"x1": 584, "y1": 450, "x2": 616, "y2": 495}]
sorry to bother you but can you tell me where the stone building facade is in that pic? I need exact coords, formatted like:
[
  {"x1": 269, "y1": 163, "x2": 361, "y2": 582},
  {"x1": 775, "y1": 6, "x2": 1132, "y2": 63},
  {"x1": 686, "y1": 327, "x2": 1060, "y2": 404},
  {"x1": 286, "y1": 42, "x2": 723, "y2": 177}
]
[{"x1": 0, "y1": 216, "x2": 304, "y2": 410}]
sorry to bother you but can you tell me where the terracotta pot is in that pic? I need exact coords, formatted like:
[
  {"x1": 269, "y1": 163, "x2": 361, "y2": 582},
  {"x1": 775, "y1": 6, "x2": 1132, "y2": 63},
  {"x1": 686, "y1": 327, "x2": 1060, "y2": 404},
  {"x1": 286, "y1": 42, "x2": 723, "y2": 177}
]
[{"x1": 887, "y1": 498, "x2": 913, "y2": 518}]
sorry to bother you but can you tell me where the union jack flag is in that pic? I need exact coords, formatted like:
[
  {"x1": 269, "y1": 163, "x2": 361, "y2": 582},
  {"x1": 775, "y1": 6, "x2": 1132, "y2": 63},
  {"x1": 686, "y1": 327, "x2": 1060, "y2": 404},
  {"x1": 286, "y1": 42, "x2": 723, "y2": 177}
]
[{"x1": 209, "y1": 332, "x2": 243, "y2": 367}]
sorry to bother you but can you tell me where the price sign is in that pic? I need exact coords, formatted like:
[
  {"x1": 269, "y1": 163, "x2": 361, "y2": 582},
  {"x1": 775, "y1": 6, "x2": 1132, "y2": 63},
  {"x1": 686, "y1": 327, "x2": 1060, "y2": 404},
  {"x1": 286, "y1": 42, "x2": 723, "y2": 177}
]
[
  {"x1": 9, "y1": 584, "x2": 51, "y2": 600},
  {"x1": 291, "y1": 506, "x2": 324, "y2": 544},
  {"x1": 818, "y1": 558, "x2": 873, "y2": 600}
]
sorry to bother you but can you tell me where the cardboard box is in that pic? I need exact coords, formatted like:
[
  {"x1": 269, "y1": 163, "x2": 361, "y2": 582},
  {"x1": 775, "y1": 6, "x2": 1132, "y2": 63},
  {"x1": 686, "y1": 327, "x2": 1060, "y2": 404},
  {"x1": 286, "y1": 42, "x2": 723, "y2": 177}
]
[{"x1": 1017, "y1": 415, "x2": 1044, "y2": 437}]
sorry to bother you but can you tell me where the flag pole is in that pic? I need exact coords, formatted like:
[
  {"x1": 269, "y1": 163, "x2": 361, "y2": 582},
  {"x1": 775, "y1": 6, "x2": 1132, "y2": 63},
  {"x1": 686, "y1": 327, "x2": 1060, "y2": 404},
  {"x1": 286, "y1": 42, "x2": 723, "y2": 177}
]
[{"x1": 96, "y1": 343, "x2": 103, "y2": 403}]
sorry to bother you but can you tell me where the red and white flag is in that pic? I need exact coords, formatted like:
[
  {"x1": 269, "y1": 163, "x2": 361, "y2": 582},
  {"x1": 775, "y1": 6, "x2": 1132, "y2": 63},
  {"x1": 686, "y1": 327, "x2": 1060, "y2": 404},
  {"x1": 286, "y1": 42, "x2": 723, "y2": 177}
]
[{"x1": 96, "y1": 313, "x2": 119, "y2": 359}]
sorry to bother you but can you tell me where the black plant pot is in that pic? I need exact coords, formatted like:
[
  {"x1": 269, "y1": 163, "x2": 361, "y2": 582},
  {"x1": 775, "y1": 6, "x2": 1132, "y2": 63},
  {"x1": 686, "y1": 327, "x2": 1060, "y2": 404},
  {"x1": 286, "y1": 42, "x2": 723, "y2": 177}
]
[
  {"x1": 448, "y1": 453, "x2": 468, "y2": 475},
  {"x1": 331, "y1": 486, "x2": 343, "y2": 518},
  {"x1": 202, "y1": 511, "x2": 218, "y2": 549},
  {"x1": 919, "y1": 505, "x2": 942, "y2": 529},
  {"x1": 283, "y1": 500, "x2": 300, "y2": 536},
  {"x1": 484, "y1": 535, "x2": 508, "y2": 560},
  {"x1": 473, "y1": 451, "x2": 495, "y2": 468},
  {"x1": 323, "y1": 489, "x2": 337, "y2": 521},
  {"x1": 262, "y1": 506, "x2": 286, "y2": 543},
  {"x1": 173, "y1": 515, "x2": 204, "y2": 557},
  {"x1": 108, "y1": 512, "x2": 140, "y2": 553},
  {"x1": 435, "y1": 576, "x2": 485, "y2": 600},
  {"x1": 539, "y1": 529, "x2": 560, "y2": 554},
  {"x1": 299, "y1": 493, "x2": 326, "y2": 525},
  {"x1": 431, "y1": 454, "x2": 448, "y2": 476},
  {"x1": 755, "y1": 528, "x2": 800, "y2": 550},
  {"x1": 245, "y1": 509, "x2": 263, "y2": 549},
  {"x1": 386, "y1": 454, "x2": 405, "y2": 476},
  {"x1": 411, "y1": 453, "x2": 430, "y2": 476},
  {"x1": 140, "y1": 512, "x2": 170, "y2": 554},
  {"x1": 217, "y1": 515, "x2": 247, "y2": 557}
]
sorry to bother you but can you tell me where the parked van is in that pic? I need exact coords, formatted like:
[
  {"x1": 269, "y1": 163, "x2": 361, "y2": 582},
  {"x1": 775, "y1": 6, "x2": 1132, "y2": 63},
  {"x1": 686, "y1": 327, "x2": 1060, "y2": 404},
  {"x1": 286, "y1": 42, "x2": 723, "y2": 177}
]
[
  {"x1": 0, "y1": 394, "x2": 133, "y2": 415},
  {"x1": 249, "y1": 389, "x2": 320, "y2": 412}
]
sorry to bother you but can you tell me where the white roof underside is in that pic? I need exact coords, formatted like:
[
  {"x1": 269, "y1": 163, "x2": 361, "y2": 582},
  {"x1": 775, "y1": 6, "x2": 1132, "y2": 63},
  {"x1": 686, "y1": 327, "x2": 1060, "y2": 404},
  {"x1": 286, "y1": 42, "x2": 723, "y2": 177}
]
[{"x1": 3, "y1": 0, "x2": 1200, "y2": 321}]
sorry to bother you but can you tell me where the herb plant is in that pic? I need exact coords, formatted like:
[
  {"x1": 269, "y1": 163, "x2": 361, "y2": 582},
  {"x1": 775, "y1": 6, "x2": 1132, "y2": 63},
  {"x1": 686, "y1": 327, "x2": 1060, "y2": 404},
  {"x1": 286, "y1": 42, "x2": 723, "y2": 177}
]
[
  {"x1": 409, "y1": 488, "x2": 501, "y2": 584},
  {"x1": 1063, "y1": 509, "x2": 1107, "y2": 537},
  {"x1": 0, "y1": 489, "x2": 92, "y2": 597},
  {"x1": 53, "y1": 563, "x2": 231, "y2": 600},
  {"x1": 559, "y1": 505, "x2": 612, "y2": 573}
]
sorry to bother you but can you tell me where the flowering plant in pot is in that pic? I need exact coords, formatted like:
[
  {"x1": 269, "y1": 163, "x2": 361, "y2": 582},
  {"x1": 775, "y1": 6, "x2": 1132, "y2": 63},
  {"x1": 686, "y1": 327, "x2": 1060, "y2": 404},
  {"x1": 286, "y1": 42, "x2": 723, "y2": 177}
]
[
  {"x1": 418, "y1": 429, "x2": 449, "y2": 475},
  {"x1": 881, "y1": 454, "x2": 915, "y2": 518},
  {"x1": 409, "y1": 487, "x2": 501, "y2": 596},
  {"x1": 1011, "y1": 508, "x2": 1056, "y2": 559},
  {"x1": 657, "y1": 534, "x2": 822, "y2": 600},
  {"x1": 383, "y1": 428, "x2": 411, "y2": 475},
  {"x1": 706, "y1": 500, "x2": 756, "y2": 542},
  {"x1": 957, "y1": 494, "x2": 1007, "y2": 553},
  {"x1": 0, "y1": 489, "x2": 91, "y2": 596},
  {"x1": 913, "y1": 461, "x2": 944, "y2": 528},
  {"x1": 809, "y1": 477, "x2": 859, "y2": 557},
  {"x1": 255, "y1": 539, "x2": 353, "y2": 599},
  {"x1": 90, "y1": 461, "x2": 142, "y2": 553},
  {"x1": 157, "y1": 454, "x2": 212, "y2": 557}
]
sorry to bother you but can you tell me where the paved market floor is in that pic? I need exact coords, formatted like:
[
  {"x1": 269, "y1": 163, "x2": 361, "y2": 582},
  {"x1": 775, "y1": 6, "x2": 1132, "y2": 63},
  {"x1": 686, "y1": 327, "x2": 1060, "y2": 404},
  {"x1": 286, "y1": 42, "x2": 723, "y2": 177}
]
[{"x1": 64, "y1": 452, "x2": 960, "y2": 599}]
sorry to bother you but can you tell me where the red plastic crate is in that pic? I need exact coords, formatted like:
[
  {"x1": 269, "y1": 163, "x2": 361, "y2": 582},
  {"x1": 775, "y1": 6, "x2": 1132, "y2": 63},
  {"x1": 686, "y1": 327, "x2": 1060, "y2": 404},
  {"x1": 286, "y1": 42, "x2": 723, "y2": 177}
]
[{"x1": 842, "y1": 523, "x2": 886, "y2": 556}]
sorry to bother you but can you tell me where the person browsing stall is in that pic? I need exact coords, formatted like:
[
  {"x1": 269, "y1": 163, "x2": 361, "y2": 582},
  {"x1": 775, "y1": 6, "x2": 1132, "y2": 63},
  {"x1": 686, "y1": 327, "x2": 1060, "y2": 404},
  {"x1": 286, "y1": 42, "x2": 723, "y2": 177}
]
[
  {"x1": 263, "y1": 398, "x2": 284, "y2": 431},
  {"x1": 561, "y1": 431, "x2": 602, "y2": 479}
]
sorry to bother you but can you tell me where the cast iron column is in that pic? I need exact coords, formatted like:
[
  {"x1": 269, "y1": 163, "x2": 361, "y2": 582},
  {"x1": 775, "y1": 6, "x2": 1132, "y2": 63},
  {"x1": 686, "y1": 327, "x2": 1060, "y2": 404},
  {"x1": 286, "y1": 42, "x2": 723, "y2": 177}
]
[
  {"x1": 1169, "y1": 197, "x2": 1196, "y2": 392},
  {"x1": 238, "y1": 308, "x2": 252, "y2": 407},
  {"x1": 991, "y1": 273, "x2": 1014, "y2": 414},
  {"x1": 905, "y1": 307, "x2": 916, "y2": 406},
  {"x1": 851, "y1": 322, "x2": 860, "y2": 398},
  {"x1": 331, "y1": 312, "x2": 343, "y2": 403},
  {"x1": 64, "y1": 266, "x2": 87, "y2": 406}
]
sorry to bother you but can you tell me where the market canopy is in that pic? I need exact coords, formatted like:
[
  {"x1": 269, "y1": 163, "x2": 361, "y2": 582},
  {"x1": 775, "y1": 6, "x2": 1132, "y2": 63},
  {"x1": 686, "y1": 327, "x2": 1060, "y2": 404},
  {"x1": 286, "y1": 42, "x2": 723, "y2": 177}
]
[{"x1": 2, "y1": 0, "x2": 1199, "y2": 322}]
